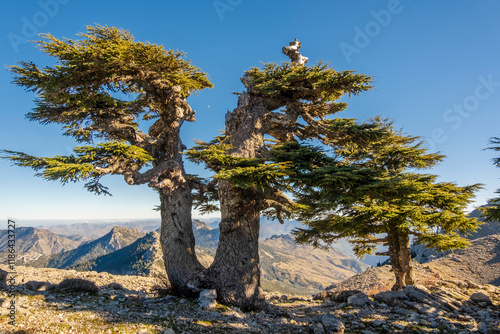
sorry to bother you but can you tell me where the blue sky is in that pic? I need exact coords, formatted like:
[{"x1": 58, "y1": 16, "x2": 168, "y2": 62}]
[{"x1": 1, "y1": 0, "x2": 500, "y2": 223}]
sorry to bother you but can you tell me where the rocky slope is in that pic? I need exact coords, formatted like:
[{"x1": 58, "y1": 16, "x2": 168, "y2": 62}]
[
  {"x1": 32, "y1": 226, "x2": 145, "y2": 269},
  {"x1": 411, "y1": 208, "x2": 500, "y2": 263},
  {"x1": 467, "y1": 208, "x2": 500, "y2": 240},
  {"x1": 259, "y1": 235, "x2": 369, "y2": 295},
  {"x1": 427, "y1": 235, "x2": 500, "y2": 286},
  {"x1": 325, "y1": 235, "x2": 500, "y2": 295},
  {"x1": 1, "y1": 263, "x2": 499, "y2": 333}
]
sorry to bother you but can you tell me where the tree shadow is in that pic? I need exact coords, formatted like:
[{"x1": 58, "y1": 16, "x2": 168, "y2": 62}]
[{"x1": 2, "y1": 281, "x2": 312, "y2": 333}]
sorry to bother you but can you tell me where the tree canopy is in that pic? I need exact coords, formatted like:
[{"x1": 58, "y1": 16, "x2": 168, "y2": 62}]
[
  {"x1": 291, "y1": 124, "x2": 482, "y2": 290},
  {"x1": 4, "y1": 25, "x2": 212, "y2": 194}
]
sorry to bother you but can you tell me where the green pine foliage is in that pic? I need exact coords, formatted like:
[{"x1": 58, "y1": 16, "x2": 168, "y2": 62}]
[
  {"x1": 480, "y1": 136, "x2": 500, "y2": 222},
  {"x1": 186, "y1": 137, "x2": 292, "y2": 192},
  {"x1": 10, "y1": 25, "x2": 212, "y2": 140},
  {"x1": 2, "y1": 141, "x2": 153, "y2": 195},
  {"x1": 292, "y1": 125, "x2": 483, "y2": 258},
  {"x1": 243, "y1": 61, "x2": 378, "y2": 144},
  {"x1": 245, "y1": 61, "x2": 372, "y2": 104}
]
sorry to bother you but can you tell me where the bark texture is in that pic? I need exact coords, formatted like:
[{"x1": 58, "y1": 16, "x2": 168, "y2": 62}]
[
  {"x1": 154, "y1": 89, "x2": 204, "y2": 296},
  {"x1": 158, "y1": 166, "x2": 204, "y2": 296},
  {"x1": 207, "y1": 183, "x2": 264, "y2": 310},
  {"x1": 206, "y1": 91, "x2": 268, "y2": 310},
  {"x1": 387, "y1": 225, "x2": 415, "y2": 291}
]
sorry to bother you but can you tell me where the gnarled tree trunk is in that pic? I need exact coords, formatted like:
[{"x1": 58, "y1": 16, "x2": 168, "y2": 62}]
[
  {"x1": 159, "y1": 172, "x2": 204, "y2": 296},
  {"x1": 156, "y1": 92, "x2": 204, "y2": 296},
  {"x1": 387, "y1": 224, "x2": 415, "y2": 291},
  {"x1": 206, "y1": 183, "x2": 264, "y2": 310},
  {"x1": 206, "y1": 92, "x2": 268, "y2": 310}
]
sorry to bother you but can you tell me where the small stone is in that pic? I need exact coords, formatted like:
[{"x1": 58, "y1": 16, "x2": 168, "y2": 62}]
[
  {"x1": 314, "y1": 313, "x2": 345, "y2": 334},
  {"x1": 163, "y1": 329, "x2": 175, "y2": 334},
  {"x1": 311, "y1": 322, "x2": 325, "y2": 334},
  {"x1": 45, "y1": 295, "x2": 56, "y2": 302},
  {"x1": 105, "y1": 282, "x2": 125, "y2": 290},
  {"x1": 476, "y1": 309, "x2": 490, "y2": 319},
  {"x1": 334, "y1": 290, "x2": 363, "y2": 303},
  {"x1": 198, "y1": 289, "x2": 217, "y2": 309},
  {"x1": 317, "y1": 313, "x2": 345, "y2": 334},
  {"x1": 466, "y1": 280, "x2": 481, "y2": 289},
  {"x1": 357, "y1": 309, "x2": 372, "y2": 318},
  {"x1": 477, "y1": 321, "x2": 488, "y2": 332},
  {"x1": 280, "y1": 294, "x2": 288, "y2": 302},
  {"x1": 162, "y1": 295, "x2": 177, "y2": 302}
]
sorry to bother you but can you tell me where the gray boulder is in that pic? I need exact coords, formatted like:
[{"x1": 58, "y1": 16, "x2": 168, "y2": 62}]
[
  {"x1": 374, "y1": 290, "x2": 409, "y2": 306},
  {"x1": 347, "y1": 292, "x2": 371, "y2": 307},
  {"x1": 315, "y1": 313, "x2": 345, "y2": 334},
  {"x1": 198, "y1": 289, "x2": 217, "y2": 309}
]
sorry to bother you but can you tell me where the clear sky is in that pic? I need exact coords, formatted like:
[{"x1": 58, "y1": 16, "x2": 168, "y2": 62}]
[{"x1": 1, "y1": 0, "x2": 500, "y2": 223}]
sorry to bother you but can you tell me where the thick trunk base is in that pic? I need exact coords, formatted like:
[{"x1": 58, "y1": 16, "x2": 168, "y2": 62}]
[
  {"x1": 206, "y1": 184, "x2": 265, "y2": 311},
  {"x1": 159, "y1": 187, "x2": 204, "y2": 297},
  {"x1": 388, "y1": 227, "x2": 415, "y2": 291}
]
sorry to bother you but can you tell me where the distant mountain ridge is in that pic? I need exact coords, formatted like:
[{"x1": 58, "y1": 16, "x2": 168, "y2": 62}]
[
  {"x1": 14, "y1": 220, "x2": 368, "y2": 295},
  {"x1": 72, "y1": 231, "x2": 164, "y2": 276},
  {"x1": 32, "y1": 226, "x2": 145, "y2": 269},
  {"x1": 0, "y1": 227, "x2": 79, "y2": 256},
  {"x1": 41, "y1": 220, "x2": 160, "y2": 240}
]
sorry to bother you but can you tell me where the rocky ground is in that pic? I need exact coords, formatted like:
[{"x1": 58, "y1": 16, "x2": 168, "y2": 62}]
[{"x1": 0, "y1": 264, "x2": 499, "y2": 334}]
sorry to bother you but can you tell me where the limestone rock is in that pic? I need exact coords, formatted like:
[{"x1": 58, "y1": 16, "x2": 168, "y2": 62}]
[
  {"x1": 316, "y1": 313, "x2": 345, "y2": 334},
  {"x1": 333, "y1": 289, "x2": 363, "y2": 303},
  {"x1": 198, "y1": 289, "x2": 217, "y2": 309},
  {"x1": 374, "y1": 290, "x2": 409, "y2": 306},
  {"x1": 347, "y1": 292, "x2": 371, "y2": 307}
]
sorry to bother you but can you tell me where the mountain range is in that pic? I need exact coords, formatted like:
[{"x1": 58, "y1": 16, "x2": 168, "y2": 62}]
[
  {"x1": 0, "y1": 227, "x2": 79, "y2": 256},
  {"x1": 30, "y1": 226, "x2": 145, "y2": 269}
]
